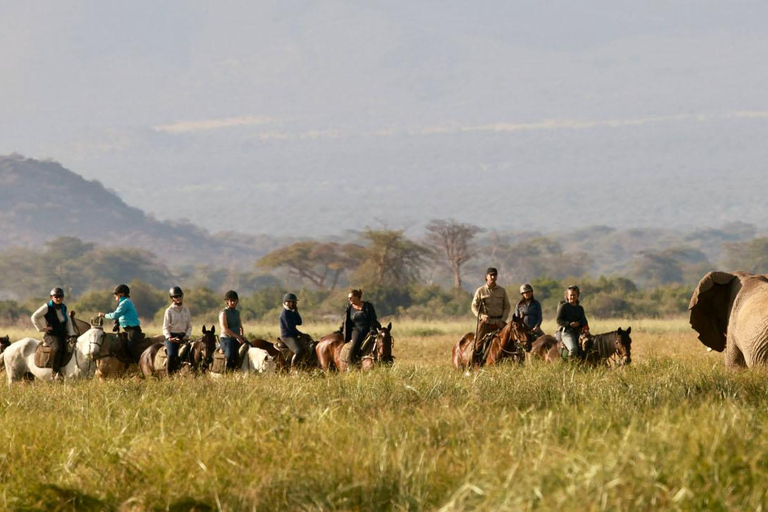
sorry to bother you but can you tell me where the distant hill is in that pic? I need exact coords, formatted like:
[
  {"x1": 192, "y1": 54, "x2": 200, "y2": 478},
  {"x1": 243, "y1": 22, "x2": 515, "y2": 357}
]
[{"x1": 0, "y1": 155, "x2": 290, "y2": 269}]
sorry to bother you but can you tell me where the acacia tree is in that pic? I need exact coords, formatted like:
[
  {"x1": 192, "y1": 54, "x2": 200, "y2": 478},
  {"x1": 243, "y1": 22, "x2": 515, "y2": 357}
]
[
  {"x1": 256, "y1": 241, "x2": 362, "y2": 290},
  {"x1": 354, "y1": 229, "x2": 431, "y2": 287},
  {"x1": 425, "y1": 219, "x2": 483, "y2": 289}
]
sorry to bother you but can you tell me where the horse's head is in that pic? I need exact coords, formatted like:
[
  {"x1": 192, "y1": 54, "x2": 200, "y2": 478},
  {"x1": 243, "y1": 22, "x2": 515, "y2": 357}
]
[
  {"x1": 199, "y1": 325, "x2": 218, "y2": 365},
  {"x1": 615, "y1": 327, "x2": 632, "y2": 364},
  {"x1": 81, "y1": 326, "x2": 105, "y2": 359},
  {"x1": 507, "y1": 314, "x2": 533, "y2": 350},
  {"x1": 373, "y1": 322, "x2": 394, "y2": 364}
]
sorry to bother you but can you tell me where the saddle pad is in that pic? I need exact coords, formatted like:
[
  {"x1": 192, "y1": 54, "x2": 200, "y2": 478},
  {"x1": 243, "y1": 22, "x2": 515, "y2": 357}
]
[
  {"x1": 340, "y1": 342, "x2": 353, "y2": 364},
  {"x1": 211, "y1": 350, "x2": 228, "y2": 374},
  {"x1": 153, "y1": 346, "x2": 168, "y2": 373}
]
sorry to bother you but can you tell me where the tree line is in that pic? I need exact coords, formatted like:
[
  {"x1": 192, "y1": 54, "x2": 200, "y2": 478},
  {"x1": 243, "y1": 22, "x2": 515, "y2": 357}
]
[{"x1": 1, "y1": 220, "x2": 767, "y2": 324}]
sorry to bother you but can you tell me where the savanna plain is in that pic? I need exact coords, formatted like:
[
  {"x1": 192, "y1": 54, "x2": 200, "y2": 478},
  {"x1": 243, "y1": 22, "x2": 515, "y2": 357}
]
[{"x1": 1, "y1": 317, "x2": 766, "y2": 511}]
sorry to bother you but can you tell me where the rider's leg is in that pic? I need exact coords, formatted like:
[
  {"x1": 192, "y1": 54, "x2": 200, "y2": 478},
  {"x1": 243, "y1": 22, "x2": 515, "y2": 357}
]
[
  {"x1": 348, "y1": 329, "x2": 368, "y2": 363},
  {"x1": 561, "y1": 330, "x2": 580, "y2": 359},
  {"x1": 220, "y1": 338, "x2": 238, "y2": 370},
  {"x1": 282, "y1": 336, "x2": 305, "y2": 369},
  {"x1": 165, "y1": 339, "x2": 180, "y2": 374}
]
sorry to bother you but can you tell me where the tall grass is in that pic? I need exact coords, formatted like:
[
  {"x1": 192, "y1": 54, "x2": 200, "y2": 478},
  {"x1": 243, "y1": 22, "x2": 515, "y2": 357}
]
[{"x1": 2, "y1": 317, "x2": 761, "y2": 511}]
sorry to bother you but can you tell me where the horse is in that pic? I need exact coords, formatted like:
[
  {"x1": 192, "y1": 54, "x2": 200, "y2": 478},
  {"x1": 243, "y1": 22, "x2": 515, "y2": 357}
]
[
  {"x1": 529, "y1": 327, "x2": 632, "y2": 366},
  {"x1": 315, "y1": 322, "x2": 394, "y2": 372},
  {"x1": 452, "y1": 314, "x2": 531, "y2": 370},
  {"x1": 3, "y1": 332, "x2": 96, "y2": 384},
  {"x1": 274, "y1": 334, "x2": 320, "y2": 371},
  {"x1": 139, "y1": 326, "x2": 219, "y2": 378},
  {"x1": 84, "y1": 320, "x2": 162, "y2": 378},
  {"x1": 188, "y1": 325, "x2": 218, "y2": 372}
]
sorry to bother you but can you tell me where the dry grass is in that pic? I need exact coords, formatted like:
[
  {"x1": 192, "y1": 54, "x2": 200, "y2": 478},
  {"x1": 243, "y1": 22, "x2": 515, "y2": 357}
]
[{"x1": 2, "y1": 316, "x2": 761, "y2": 511}]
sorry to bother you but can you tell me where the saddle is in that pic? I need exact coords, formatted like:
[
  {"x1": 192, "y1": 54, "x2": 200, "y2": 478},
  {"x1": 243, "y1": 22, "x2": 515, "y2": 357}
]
[
  {"x1": 275, "y1": 334, "x2": 318, "y2": 366},
  {"x1": 210, "y1": 343, "x2": 250, "y2": 374},
  {"x1": 472, "y1": 329, "x2": 500, "y2": 366},
  {"x1": 152, "y1": 343, "x2": 191, "y2": 375},
  {"x1": 34, "y1": 334, "x2": 77, "y2": 369},
  {"x1": 341, "y1": 331, "x2": 376, "y2": 366}
]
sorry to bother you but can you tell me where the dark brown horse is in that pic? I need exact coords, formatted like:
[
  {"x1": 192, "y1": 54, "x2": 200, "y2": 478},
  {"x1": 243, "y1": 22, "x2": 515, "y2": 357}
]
[
  {"x1": 315, "y1": 322, "x2": 393, "y2": 371},
  {"x1": 188, "y1": 325, "x2": 218, "y2": 372},
  {"x1": 452, "y1": 314, "x2": 531, "y2": 370},
  {"x1": 529, "y1": 327, "x2": 632, "y2": 366},
  {"x1": 0, "y1": 335, "x2": 10, "y2": 371}
]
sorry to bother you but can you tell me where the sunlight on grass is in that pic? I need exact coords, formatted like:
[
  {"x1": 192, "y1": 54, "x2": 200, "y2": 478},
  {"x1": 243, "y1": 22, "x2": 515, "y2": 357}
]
[{"x1": 1, "y1": 315, "x2": 750, "y2": 511}]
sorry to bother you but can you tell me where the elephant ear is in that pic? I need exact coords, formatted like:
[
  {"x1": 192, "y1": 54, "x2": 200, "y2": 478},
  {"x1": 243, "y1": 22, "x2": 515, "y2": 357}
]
[{"x1": 688, "y1": 271, "x2": 739, "y2": 352}]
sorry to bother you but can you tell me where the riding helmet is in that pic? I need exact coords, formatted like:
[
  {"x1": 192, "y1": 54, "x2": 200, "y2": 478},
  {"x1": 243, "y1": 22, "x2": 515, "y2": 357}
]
[
  {"x1": 283, "y1": 293, "x2": 298, "y2": 303},
  {"x1": 224, "y1": 290, "x2": 239, "y2": 301},
  {"x1": 169, "y1": 286, "x2": 184, "y2": 298},
  {"x1": 50, "y1": 287, "x2": 65, "y2": 298},
  {"x1": 113, "y1": 284, "x2": 130, "y2": 296},
  {"x1": 519, "y1": 283, "x2": 533, "y2": 294}
]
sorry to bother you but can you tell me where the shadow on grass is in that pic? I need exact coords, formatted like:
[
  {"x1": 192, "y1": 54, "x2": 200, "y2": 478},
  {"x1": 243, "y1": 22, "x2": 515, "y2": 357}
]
[{"x1": 18, "y1": 484, "x2": 110, "y2": 512}]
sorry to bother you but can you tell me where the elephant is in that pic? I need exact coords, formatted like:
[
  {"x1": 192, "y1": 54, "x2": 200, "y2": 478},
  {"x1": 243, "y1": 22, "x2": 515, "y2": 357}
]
[{"x1": 689, "y1": 271, "x2": 768, "y2": 368}]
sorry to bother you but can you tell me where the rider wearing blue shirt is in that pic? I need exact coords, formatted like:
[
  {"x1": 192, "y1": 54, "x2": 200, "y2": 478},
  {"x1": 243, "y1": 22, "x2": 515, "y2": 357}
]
[{"x1": 99, "y1": 284, "x2": 143, "y2": 358}]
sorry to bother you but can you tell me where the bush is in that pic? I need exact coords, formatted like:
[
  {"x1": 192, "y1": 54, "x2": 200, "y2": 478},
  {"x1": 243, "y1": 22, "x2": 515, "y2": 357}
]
[{"x1": 0, "y1": 300, "x2": 31, "y2": 324}]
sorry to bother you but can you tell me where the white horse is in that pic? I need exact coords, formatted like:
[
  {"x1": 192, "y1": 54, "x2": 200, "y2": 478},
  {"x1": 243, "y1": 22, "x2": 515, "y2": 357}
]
[
  {"x1": 209, "y1": 346, "x2": 277, "y2": 378},
  {"x1": 3, "y1": 328, "x2": 100, "y2": 384},
  {"x1": 242, "y1": 346, "x2": 278, "y2": 374}
]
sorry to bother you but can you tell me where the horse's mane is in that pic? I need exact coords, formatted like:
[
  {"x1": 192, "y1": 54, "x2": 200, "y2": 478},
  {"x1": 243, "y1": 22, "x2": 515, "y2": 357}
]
[{"x1": 589, "y1": 331, "x2": 623, "y2": 359}]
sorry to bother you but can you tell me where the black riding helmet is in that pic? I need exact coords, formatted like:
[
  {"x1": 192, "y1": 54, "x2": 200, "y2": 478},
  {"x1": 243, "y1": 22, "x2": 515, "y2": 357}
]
[
  {"x1": 169, "y1": 286, "x2": 184, "y2": 298},
  {"x1": 283, "y1": 293, "x2": 298, "y2": 303},
  {"x1": 113, "y1": 284, "x2": 130, "y2": 297},
  {"x1": 224, "y1": 290, "x2": 239, "y2": 301},
  {"x1": 49, "y1": 287, "x2": 64, "y2": 298}
]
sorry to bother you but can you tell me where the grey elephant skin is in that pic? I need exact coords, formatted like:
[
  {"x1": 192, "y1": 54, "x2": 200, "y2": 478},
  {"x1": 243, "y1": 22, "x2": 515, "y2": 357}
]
[{"x1": 689, "y1": 271, "x2": 768, "y2": 368}]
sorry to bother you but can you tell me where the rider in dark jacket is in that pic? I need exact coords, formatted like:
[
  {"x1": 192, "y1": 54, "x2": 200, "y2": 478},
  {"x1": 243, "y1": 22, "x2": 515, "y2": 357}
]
[
  {"x1": 556, "y1": 285, "x2": 589, "y2": 358},
  {"x1": 280, "y1": 293, "x2": 308, "y2": 370},
  {"x1": 339, "y1": 289, "x2": 380, "y2": 364}
]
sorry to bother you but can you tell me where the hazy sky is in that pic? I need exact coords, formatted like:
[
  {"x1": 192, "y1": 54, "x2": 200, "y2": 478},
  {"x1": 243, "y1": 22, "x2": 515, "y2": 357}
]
[{"x1": 2, "y1": 1, "x2": 768, "y2": 235}]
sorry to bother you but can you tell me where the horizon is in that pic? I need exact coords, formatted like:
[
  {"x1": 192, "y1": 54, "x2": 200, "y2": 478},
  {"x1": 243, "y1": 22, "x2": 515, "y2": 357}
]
[{"x1": 2, "y1": 3, "x2": 768, "y2": 236}]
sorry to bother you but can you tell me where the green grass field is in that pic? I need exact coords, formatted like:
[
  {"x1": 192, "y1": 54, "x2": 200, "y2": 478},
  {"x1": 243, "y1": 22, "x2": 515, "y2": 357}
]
[{"x1": 2, "y1": 317, "x2": 766, "y2": 511}]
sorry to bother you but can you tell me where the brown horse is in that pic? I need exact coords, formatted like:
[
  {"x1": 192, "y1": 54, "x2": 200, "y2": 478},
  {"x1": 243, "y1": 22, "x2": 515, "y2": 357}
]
[
  {"x1": 315, "y1": 322, "x2": 394, "y2": 371},
  {"x1": 529, "y1": 327, "x2": 632, "y2": 366},
  {"x1": 87, "y1": 318, "x2": 164, "y2": 378},
  {"x1": 0, "y1": 335, "x2": 10, "y2": 372},
  {"x1": 188, "y1": 325, "x2": 218, "y2": 372},
  {"x1": 452, "y1": 314, "x2": 531, "y2": 370}
]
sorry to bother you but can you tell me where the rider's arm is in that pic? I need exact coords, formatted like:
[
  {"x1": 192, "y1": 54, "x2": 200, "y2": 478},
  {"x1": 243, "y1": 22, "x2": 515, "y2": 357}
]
[
  {"x1": 219, "y1": 310, "x2": 235, "y2": 339},
  {"x1": 30, "y1": 304, "x2": 49, "y2": 332},
  {"x1": 501, "y1": 291, "x2": 511, "y2": 321},
  {"x1": 184, "y1": 307, "x2": 192, "y2": 339},
  {"x1": 471, "y1": 288, "x2": 483, "y2": 317},
  {"x1": 555, "y1": 302, "x2": 569, "y2": 330},
  {"x1": 104, "y1": 300, "x2": 126, "y2": 321},
  {"x1": 162, "y1": 308, "x2": 172, "y2": 339},
  {"x1": 368, "y1": 302, "x2": 381, "y2": 330},
  {"x1": 530, "y1": 301, "x2": 543, "y2": 331}
]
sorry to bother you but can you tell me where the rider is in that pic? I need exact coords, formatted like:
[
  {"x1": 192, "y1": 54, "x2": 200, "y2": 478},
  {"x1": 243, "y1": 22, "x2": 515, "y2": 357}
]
[
  {"x1": 99, "y1": 284, "x2": 143, "y2": 359},
  {"x1": 218, "y1": 290, "x2": 248, "y2": 370},
  {"x1": 556, "y1": 284, "x2": 589, "y2": 359},
  {"x1": 31, "y1": 287, "x2": 77, "y2": 379},
  {"x1": 162, "y1": 286, "x2": 192, "y2": 374},
  {"x1": 515, "y1": 283, "x2": 544, "y2": 339},
  {"x1": 340, "y1": 289, "x2": 380, "y2": 365},
  {"x1": 280, "y1": 292, "x2": 308, "y2": 370},
  {"x1": 471, "y1": 267, "x2": 511, "y2": 346}
]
